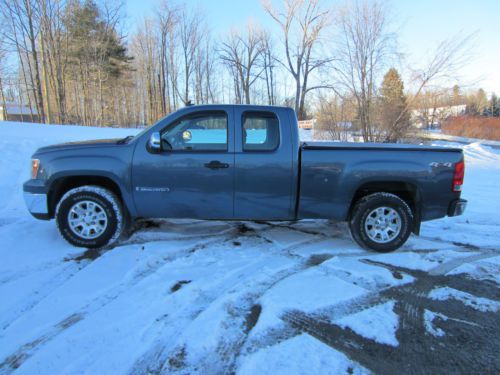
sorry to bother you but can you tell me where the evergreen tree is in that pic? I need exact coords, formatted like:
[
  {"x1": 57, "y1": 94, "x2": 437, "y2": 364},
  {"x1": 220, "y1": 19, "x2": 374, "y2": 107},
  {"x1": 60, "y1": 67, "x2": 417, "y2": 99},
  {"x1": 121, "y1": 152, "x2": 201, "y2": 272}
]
[
  {"x1": 489, "y1": 93, "x2": 499, "y2": 117},
  {"x1": 379, "y1": 68, "x2": 410, "y2": 142},
  {"x1": 452, "y1": 84, "x2": 463, "y2": 105},
  {"x1": 63, "y1": 0, "x2": 131, "y2": 78},
  {"x1": 466, "y1": 88, "x2": 488, "y2": 115},
  {"x1": 62, "y1": 0, "x2": 132, "y2": 125}
]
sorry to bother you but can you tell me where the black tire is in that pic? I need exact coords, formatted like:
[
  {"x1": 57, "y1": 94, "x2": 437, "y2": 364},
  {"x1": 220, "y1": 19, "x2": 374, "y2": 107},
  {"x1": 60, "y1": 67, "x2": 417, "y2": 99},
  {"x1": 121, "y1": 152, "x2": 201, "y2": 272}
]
[
  {"x1": 55, "y1": 185, "x2": 126, "y2": 248},
  {"x1": 349, "y1": 192, "x2": 413, "y2": 252}
]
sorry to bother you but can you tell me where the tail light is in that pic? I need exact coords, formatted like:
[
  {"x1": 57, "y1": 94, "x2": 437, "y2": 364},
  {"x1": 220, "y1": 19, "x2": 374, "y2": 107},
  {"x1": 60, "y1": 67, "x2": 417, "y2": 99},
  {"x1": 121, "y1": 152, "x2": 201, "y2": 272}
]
[{"x1": 452, "y1": 160, "x2": 464, "y2": 192}]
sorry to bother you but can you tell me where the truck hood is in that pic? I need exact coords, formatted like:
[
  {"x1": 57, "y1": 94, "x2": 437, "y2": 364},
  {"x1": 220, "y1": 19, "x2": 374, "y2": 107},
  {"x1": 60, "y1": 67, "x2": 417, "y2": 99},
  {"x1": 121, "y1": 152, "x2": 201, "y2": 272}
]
[{"x1": 35, "y1": 138, "x2": 123, "y2": 154}]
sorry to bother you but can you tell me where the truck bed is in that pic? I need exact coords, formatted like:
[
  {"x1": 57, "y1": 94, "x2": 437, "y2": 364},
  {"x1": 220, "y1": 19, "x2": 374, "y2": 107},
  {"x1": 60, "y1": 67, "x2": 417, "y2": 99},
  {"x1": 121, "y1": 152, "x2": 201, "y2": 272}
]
[{"x1": 298, "y1": 142, "x2": 463, "y2": 222}]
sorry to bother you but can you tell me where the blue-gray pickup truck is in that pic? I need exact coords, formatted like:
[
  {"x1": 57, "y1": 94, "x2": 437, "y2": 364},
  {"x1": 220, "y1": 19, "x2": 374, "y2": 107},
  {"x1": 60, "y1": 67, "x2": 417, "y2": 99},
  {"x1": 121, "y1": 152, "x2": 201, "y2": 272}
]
[{"x1": 23, "y1": 104, "x2": 467, "y2": 252}]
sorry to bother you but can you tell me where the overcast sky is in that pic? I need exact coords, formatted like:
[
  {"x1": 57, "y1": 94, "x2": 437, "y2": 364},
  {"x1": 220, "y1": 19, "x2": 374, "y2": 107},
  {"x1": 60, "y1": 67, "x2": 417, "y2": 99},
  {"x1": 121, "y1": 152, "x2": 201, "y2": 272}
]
[{"x1": 125, "y1": 0, "x2": 500, "y2": 94}]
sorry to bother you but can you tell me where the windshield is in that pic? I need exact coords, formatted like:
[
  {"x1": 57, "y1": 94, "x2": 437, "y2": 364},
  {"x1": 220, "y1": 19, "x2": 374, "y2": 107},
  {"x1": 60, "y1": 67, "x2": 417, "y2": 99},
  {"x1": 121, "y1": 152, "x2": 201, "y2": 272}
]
[{"x1": 128, "y1": 124, "x2": 154, "y2": 142}]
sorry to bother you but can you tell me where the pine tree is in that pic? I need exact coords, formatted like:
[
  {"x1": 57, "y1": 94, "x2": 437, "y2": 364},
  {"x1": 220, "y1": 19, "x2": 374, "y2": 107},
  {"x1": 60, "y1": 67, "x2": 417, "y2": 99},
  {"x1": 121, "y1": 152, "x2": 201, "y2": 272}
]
[
  {"x1": 62, "y1": 0, "x2": 132, "y2": 125},
  {"x1": 489, "y1": 93, "x2": 499, "y2": 117},
  {"x1": 466, "y1": 88, "x2": 488, "y2": 115},
  {"x1": 452, "y1": 84, "x2": 462, "y2": 105},
  {"x1": 379, "y1": 68, "x2": 410, "y2": 142}
]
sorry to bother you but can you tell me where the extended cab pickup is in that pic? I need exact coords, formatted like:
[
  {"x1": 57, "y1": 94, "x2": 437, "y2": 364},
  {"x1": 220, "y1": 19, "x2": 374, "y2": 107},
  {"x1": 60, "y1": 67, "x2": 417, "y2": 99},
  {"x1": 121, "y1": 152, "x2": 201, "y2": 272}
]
[{"x1": 23, "y1": 104, "x2": 467, "y2": 251}]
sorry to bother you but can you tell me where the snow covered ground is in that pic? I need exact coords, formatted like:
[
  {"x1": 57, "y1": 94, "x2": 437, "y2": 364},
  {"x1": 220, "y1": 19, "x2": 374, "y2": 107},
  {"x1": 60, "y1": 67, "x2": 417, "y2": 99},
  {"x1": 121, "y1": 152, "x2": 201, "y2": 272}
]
[{"x1": 0, "y1": 121, "x2": 499, "y2": 374}]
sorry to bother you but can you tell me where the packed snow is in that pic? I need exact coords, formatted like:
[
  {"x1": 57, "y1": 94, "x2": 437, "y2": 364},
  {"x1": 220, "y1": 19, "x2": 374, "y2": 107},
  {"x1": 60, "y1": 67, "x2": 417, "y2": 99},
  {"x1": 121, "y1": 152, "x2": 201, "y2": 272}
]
[{"x1": 0, "y1": 121, "x2": 498, "y2": 374}]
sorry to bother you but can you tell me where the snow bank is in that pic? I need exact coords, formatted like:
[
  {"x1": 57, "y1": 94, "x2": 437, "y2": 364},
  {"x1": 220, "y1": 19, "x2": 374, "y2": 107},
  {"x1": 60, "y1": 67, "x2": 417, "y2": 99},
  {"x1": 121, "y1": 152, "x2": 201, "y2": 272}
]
[{"x1": 0, "y1": 121, "x2": 138, "y2": 216}]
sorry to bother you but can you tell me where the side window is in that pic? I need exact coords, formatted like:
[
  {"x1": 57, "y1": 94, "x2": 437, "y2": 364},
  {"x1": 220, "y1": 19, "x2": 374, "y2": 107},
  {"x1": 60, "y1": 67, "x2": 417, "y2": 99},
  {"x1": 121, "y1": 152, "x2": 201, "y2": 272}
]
[
  {"x1": 161, "y1": 111, "x2": 227, "y2": 151},
  {"x1": 242, "y1": 111, "x2": 280, "y2": 151}
]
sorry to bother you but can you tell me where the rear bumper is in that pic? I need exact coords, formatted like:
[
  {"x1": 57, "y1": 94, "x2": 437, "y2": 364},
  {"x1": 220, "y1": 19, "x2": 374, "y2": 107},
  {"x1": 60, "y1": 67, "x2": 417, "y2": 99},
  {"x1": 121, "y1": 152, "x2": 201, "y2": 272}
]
[
  {"x1": 448, "y1": 198, "x2": 467, "y2": 217},
  {"x1": 23, "y1": 180, "x2": 50, "y2": 220}
]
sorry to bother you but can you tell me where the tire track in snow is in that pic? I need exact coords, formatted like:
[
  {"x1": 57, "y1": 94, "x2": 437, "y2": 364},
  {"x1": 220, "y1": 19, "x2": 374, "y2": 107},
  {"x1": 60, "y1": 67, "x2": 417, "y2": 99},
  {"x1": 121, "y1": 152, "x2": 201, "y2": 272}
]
[
  {"x1": 129, "y1": 236, "x2": 335, "y2": 375},
  {"x1": 0, "y1": 235, "x2": 236, "y2": 374},
  {"x1": 279, "y1": 254, "x2": 500, "y2": 374}
]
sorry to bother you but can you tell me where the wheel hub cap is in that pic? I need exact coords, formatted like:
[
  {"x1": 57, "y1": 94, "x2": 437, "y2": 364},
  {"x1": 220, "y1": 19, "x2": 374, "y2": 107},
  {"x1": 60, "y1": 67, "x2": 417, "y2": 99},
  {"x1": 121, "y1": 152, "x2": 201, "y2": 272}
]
[
  {"x1": 67, "y1": 200, "x2": 108, "y2": 240},
  {"x1": 364, "y1": 206, "x2": 402, "y2": 244}
]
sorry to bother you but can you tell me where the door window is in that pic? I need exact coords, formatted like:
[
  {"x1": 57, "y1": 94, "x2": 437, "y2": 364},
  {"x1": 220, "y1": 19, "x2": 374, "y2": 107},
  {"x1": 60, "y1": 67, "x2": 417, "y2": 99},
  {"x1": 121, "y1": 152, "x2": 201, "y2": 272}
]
[
  {"x1": 161, "y1": 111, "x2": 228, "y2": 151},
  {"x1": 242, "y1": 111, "x2": 280, "y2": 151}
]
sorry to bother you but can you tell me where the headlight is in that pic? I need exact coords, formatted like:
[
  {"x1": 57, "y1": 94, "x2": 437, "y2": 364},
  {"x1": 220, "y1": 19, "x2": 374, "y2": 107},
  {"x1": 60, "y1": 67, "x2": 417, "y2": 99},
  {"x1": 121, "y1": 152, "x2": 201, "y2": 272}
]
[{"x1": 31, "y1": 159, "x2": 40, "y2": 179}]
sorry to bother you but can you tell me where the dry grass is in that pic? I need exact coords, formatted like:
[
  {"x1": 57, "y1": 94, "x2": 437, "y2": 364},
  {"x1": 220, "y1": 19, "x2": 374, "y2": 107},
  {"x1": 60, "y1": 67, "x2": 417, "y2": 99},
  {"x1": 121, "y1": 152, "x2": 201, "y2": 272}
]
[{"x1": 442, "y1": 116, "x2": 500, "y2": 141}]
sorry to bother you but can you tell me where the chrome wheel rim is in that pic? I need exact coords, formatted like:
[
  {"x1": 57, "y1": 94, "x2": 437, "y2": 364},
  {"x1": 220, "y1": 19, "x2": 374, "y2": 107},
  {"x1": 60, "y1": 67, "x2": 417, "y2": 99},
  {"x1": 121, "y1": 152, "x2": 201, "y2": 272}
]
[
  {"x1": 364, "y1": 206, "x2": 402, "y2": 244},
  {"x1": 67, "y1": 200, "x2": 108, "y2": 239}
]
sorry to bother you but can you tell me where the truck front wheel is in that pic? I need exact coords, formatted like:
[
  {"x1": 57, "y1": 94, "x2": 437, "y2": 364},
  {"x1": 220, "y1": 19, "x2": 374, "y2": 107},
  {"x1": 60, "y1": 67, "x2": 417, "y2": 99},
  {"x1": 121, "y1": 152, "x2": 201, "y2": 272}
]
[
  {"x1": 55, "y1": 185, "x2": 126, "y2": 248},
  {"x1": 349, "y1": 192, "x2": 413, "y2": 252}
]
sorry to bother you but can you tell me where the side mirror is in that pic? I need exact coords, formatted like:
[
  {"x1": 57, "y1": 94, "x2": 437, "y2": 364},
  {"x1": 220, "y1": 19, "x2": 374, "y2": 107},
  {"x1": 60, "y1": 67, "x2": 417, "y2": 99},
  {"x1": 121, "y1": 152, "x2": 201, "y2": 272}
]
[{"x1": 148, "y1": 132, "x2": 162, "y2": 153}]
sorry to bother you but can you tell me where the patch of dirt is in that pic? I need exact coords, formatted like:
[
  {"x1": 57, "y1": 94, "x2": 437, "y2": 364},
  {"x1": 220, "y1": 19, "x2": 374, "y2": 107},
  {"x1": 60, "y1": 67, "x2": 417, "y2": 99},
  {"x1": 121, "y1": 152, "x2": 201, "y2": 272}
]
[
  {"x1": 306, "y1": 253, "x2": 334, "y2": 267},
  {"x1": 237, "y1": 223, "x2": 255, "y2": 234},
  {"x1": 0, "y1": 313, "x2": 84, "y2": 373},
  {"x1": 282, "y1": 260, "x2": 500, "y2": 375},
  {"x1": 392, "y1": 271, "x2": 403, "y2": 279},
  {"x1": 167, "y1": 346, "x2": 187, "y2": 370},
  {"x1": 138, "y1": 220, "x2": 162, "y2": 229},
  {"x1": 65, "y1": 248, "x2": 105, "y2": 262},
  {"x1": 170, "y1": 280, "x2": 192, "y2": 293},
  {"x1": 244, "y1": 304, "x2": 262, "y2": 334}
]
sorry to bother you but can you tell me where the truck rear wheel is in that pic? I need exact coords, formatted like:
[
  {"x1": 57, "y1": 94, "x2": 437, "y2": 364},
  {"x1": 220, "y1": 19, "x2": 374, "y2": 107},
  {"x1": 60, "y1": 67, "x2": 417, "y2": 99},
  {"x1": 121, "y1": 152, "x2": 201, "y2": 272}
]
[
  {"x1": 55, "y1": 185, "x2": 126, "y2": 248},
  {"x1": 349, "y1": 192, "x2": 413, "y2": 252}
]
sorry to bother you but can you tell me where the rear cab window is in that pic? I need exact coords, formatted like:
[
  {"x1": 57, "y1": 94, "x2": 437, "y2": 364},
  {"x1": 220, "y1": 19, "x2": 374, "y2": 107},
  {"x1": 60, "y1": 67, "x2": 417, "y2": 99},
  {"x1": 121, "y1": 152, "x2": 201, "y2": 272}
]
[{"x1": 242, "y1": 111, "x2": 280, "y2": 152}]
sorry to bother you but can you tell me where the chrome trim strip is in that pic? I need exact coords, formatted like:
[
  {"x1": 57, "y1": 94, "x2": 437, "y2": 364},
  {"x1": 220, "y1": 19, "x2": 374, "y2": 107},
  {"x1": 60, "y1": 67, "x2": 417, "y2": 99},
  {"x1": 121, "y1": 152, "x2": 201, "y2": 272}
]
[{"x1": 23, "y1": 192, "x2": 48, "y2": 214}]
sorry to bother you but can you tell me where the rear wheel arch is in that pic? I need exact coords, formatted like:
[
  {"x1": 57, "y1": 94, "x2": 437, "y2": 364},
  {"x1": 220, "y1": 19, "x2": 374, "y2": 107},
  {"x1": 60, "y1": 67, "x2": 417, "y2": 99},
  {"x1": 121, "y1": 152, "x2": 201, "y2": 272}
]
[{"x1": 348, "y1": 180, "x2": 422, "y2": 233}]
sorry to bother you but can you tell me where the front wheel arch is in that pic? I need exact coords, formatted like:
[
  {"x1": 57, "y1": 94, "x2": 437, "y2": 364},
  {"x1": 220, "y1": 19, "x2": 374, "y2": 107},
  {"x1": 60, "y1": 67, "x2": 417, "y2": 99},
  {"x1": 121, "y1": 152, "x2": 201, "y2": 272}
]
[{"x1": 48, "y1": 175, "x2": 126, "y2": 218}]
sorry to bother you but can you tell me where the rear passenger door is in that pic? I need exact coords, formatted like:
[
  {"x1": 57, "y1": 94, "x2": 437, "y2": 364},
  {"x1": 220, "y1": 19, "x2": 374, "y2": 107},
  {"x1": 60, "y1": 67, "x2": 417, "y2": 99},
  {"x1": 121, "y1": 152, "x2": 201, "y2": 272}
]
[{"x1": 233, "y1": 107, "x2": 295, "y2": 220}]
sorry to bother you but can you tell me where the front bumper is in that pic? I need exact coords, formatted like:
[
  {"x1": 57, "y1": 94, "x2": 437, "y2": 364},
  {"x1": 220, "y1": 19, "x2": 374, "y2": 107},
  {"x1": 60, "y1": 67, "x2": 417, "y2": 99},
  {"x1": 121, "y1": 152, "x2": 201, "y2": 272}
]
[
  {"x1": 23, "y1": 179, "x2": 50, "y2": 220},
  {"x1": 23, "y1": 192, "x2": 49, "y2": 219},
  {"x1": 448, "y1": 198, "x2": 467, "y2": 217}
]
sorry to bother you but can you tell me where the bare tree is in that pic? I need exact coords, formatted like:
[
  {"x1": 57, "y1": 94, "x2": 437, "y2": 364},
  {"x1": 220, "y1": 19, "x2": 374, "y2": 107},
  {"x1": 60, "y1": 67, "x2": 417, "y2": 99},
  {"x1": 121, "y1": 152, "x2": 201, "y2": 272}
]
[
  {"x1": 132, "y1": 18, "x2": 160, "y2": 124},
  {"x1": 388, "y1": 34, "x2": 474, "y2": 136},
  {"x1": 0, "y1": 32, "x2": 7, "y2": 116},
  {"x1": 157, "y1": 1, "x2": 177, "y2": 114},
  {"x1": 178, "y1": 8, "x2": 202, "y2": 105},
  {"x1": 263, "y1": 0, "x2": 331, "y2": 120},
  {"x1": 219, "y1": 23, "x2": 265, "y2": 104},
  {"x1": 315, "y1": 93, "x2": 355, "y2": 141},
  {"x1": 0, "y1": 0, "x2": 46, "y2": 122},
  {"x1": 39, "y1": 0, "x2": 68, "y2": 123},
  {"x1": 335, "y1": 0, "x2": 474, "y2": 142},
  {"x1": 334, "y1": 0, "x2": 396, "y2": 141},
  {"x1": 261, "y1": 30, "x2": 277, "y2": 105}
]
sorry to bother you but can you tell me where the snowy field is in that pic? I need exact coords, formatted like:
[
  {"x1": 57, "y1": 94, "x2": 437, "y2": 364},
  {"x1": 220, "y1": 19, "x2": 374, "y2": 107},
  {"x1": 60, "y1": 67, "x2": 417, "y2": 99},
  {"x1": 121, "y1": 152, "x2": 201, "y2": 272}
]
[{"x1": 0, "y1": 121, "x2": 499, "y2": 374}]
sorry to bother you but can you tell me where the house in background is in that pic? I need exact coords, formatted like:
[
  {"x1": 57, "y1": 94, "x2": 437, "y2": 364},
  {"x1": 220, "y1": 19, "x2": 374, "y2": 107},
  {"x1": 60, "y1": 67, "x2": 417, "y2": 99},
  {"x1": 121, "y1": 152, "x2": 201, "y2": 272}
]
[
  {"x1": 0, "y1": 102, "x2": 40, "y2": 123},
  {"x1": 411, "y1": 104, "x2": 466, "y2": 129}
]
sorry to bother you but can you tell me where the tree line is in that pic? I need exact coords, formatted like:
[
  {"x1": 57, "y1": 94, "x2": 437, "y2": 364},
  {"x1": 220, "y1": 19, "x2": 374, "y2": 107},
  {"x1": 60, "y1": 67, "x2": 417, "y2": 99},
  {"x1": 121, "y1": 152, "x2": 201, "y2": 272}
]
[{"x1": 0, "y1": 0, "x2": 474, "y2": 141}]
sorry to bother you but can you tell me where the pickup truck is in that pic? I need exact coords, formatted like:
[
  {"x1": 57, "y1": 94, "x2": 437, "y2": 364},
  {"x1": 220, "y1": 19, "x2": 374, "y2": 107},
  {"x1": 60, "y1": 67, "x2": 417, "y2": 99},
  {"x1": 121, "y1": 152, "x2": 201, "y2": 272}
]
[{"x1": 23, "y1": 104, "x2": 467, "y2": 252}]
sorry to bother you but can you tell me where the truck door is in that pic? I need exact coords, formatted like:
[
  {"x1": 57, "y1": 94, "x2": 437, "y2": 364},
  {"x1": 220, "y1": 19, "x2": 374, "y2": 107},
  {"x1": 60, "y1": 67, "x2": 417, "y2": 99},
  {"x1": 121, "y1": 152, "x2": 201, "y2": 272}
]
[
  {"x1": 233, "y1": 107, "x2": 295, "y2": 220},
  {"x1": 132, "y1": 108, "x2": 235, "y2": 219}
]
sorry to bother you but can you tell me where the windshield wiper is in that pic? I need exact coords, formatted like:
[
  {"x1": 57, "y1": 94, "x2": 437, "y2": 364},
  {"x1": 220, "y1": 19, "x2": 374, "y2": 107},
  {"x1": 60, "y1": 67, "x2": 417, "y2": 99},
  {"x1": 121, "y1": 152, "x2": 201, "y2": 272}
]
[{"x1": 117, "y1": 135, "x2": 134, "y2": 144}]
